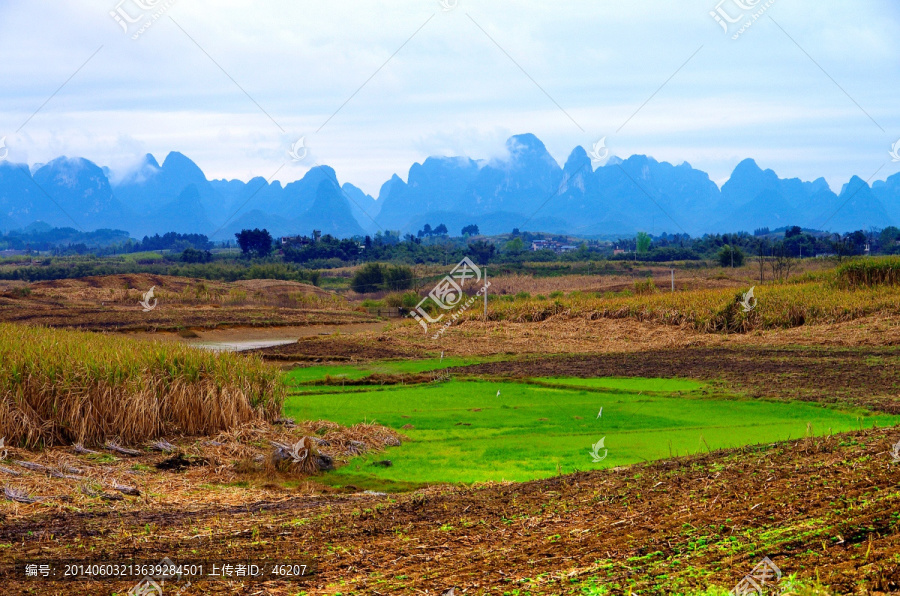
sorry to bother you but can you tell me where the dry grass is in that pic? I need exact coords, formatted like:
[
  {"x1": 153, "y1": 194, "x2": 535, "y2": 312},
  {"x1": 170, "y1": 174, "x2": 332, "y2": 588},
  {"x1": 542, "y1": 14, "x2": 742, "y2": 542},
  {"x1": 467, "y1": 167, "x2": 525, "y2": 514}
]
[
  {"x1": 0, "y1": 324, "x2": 284, "y2": 448},
  {"x1": 463, "y1": 280, "x2": 900, "y2": 333}
]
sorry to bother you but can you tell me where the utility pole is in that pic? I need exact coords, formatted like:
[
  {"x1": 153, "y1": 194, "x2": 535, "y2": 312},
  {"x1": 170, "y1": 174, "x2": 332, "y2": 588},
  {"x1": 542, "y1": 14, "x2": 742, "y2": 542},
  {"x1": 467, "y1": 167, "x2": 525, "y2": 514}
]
[
  {"x1": 483, "y1": 267, "x2": 488, "y2": 322},
  {"x1": 671, "y1": 269, "x2": 674, "y2": 292}
]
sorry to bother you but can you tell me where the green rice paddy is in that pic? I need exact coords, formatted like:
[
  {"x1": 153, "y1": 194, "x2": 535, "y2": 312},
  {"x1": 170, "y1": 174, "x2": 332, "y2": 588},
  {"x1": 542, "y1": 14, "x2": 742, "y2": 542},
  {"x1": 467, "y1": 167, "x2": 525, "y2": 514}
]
[{"x1": 283, "y1": 360, "x2": 900, "y2": 491}]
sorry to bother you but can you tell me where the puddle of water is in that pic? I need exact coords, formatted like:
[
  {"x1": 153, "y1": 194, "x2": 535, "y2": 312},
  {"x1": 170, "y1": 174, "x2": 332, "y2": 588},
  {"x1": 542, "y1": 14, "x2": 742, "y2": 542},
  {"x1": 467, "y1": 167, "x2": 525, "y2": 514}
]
[{"x1": 191, "y1": 339, "x2": 298, "y2": 352}]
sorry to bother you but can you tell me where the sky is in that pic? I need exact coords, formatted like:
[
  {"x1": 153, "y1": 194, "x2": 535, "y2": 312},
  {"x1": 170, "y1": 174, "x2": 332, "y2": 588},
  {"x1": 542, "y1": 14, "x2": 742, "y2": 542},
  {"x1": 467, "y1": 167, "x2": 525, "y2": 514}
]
[{"x1": 1, "y1": 0, "x2": 899, "y2": 196}]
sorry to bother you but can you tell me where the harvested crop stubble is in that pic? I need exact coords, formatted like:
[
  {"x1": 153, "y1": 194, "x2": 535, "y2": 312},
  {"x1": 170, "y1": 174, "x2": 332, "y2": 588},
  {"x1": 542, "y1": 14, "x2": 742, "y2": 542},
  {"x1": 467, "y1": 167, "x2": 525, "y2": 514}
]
[{"x1": 0, "y1": 323, "x2": 284, "y2": 448}]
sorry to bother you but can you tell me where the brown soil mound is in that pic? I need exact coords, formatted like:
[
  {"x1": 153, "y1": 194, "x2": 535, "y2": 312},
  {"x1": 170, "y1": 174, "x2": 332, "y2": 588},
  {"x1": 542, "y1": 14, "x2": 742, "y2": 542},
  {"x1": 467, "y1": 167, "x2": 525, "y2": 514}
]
[{"x1": 232, "y1": 278, "x2": 333, "y2": 297}]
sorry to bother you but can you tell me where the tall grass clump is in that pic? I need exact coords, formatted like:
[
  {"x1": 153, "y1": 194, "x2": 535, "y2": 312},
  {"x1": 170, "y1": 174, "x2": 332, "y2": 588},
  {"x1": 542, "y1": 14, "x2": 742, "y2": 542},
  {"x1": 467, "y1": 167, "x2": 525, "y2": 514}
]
[
  {"x1": 836, "y1": 257, "x2": 900, "y2": 289},
  {"x1": 0, "y1": 324, "x2": 284, "y2": 448}
]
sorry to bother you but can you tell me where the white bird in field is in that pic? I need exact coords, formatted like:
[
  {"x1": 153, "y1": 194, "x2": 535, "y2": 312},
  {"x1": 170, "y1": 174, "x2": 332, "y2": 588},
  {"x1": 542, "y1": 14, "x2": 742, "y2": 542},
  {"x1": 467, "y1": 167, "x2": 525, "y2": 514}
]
[
  {"x1": 597, "y1": 407, "x2": 602, "y2": 419},
  {"x1": 496, "y1": 390, "x2": 501, "y2": 398}
]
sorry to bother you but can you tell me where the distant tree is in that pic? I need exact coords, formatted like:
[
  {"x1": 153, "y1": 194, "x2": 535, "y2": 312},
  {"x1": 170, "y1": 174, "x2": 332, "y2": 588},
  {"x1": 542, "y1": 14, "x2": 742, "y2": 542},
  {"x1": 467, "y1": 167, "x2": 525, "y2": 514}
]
[
  {"x1": 829, "y1": 235, "x2": 852, "y2": 262},
  {"x1": 383, "y1": 265, "x2": 414, "y2": 291},
  {"x1": 467, "y1": 239, "x2": 495, "y2": 264},
  {"x1": 848, "y1": 230, "x2": 867, "y2": 252},
  {"x1": 636, "y1": 231, "x2": 652, "y2": 254},
  {"x1": 461, "y1": 224, "x2": 480, "y2": 236},
  {"x1": 879, "y1": 226, "x2": 900, "y2": 250},
  {"x1": 235, "y1": 228, "x2": 273, "y2": 258},
  {"x1": 769, "y1": 241, "x2": 794, "y2": 281},
  {"x1": 785, "y1": 226, "x2": 802, "y2": 238},
  {"x1": 754, "y1": 227, "x2": 770, "y2": 236},
  {"x1": 755, "y1": 238, "x2": 769, "y2": 284},
  {"x1": 511, "y1": 228, "x2": 521, "y2": 236},
  {"x1": 504, "y1": 237, "x2": 525, "y2": 256},
  {"x1": 718, "y1": 244, "x2": 745, "y2": 267},
  {"x1": 433, "y1": 223, "x2": 448, "y2": 236},
  {"x1": 417, "y1": 224, "x2": 433, "y2": 238}
]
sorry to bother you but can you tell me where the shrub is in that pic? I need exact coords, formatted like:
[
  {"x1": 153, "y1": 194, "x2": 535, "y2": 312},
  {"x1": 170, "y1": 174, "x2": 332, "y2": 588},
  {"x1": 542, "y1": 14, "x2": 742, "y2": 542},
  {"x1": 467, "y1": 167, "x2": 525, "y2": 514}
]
[
  {"x1": 351, "y1": 263, "x2": 386, "y2": 293},
  {"x1": 180, "y1": 248, "x2": 212, "y2": 263},
  {"x1": 383, "y1": 265, "x2": 414, "y2": 291},
  {"x1": 351, "y1": 263, "x2": 414, "y2": 293}
]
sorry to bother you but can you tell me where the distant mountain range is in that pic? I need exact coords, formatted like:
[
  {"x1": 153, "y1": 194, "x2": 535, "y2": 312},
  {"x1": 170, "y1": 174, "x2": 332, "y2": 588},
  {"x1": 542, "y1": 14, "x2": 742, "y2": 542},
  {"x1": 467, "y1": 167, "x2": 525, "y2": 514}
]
[{"x1": 1, "y1": 133, "x2": 898, "y2": 239}]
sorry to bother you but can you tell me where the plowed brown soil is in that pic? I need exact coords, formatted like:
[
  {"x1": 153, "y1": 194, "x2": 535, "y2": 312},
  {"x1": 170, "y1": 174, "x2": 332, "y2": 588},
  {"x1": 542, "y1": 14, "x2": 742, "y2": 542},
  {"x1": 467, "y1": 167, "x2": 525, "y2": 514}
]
[
  {"x1": 0, "y1": 274, "x2": 374, "y2": 331},
  {"x1": 459, "y1": 346, "x2": 900, "y2": 415},
  {"x1": 2, "y1": 430, "x2": 898, "y2": 595}
]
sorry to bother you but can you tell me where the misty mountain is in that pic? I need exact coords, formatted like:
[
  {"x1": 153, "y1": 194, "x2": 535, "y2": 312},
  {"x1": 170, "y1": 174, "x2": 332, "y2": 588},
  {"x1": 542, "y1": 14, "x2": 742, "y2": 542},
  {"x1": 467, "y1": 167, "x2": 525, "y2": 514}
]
[{"x1": 0, "y1": 134, "x2": 897, "y2": 238}]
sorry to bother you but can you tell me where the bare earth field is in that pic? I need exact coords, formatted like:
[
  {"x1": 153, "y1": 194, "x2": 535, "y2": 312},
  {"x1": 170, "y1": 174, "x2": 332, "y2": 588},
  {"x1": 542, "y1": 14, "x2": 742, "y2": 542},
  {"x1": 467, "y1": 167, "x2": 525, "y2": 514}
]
[
  {"x1": 0, "y1": 274, "x2": 375, "y2": 331},
  {"x1": 1, "y1": 429, "x2": 898, "y2": 595},
  {"x1": 2, "y1": 268, "x2": 900, "y2": 594}
]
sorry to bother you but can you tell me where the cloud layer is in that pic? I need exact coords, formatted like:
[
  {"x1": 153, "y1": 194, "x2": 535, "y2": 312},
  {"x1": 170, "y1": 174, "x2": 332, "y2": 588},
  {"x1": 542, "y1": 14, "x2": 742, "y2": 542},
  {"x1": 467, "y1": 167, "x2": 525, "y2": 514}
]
[{"x1": 1, "y1": 0, "x2": 898, "y2": 195}]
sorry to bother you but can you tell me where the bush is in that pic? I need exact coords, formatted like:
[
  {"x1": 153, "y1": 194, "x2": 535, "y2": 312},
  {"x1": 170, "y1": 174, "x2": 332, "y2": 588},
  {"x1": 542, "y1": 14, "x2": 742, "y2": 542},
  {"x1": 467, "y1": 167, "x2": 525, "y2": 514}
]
[
  {"x1": 181, "y1": 248, "x2": 212, "y2": 263},
  {"x1": 351, "y1": 263, "x2": 414, "y2": 293},
  {"x1": 351, "y1": 263, "x2": 386, "y2": 293},
  {"x1": 383, "y1": 265, "x2": 414, "y2": 291}
]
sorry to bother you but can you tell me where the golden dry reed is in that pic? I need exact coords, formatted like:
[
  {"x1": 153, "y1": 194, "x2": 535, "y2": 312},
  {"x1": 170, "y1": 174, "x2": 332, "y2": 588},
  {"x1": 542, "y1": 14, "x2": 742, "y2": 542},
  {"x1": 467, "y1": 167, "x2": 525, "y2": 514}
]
[
  {"x1": 0, "y1": 324, "x2": 284, "y2": 448},
  {"x1": 463, "y1": 279, "x2": 900, "y2": 333}
]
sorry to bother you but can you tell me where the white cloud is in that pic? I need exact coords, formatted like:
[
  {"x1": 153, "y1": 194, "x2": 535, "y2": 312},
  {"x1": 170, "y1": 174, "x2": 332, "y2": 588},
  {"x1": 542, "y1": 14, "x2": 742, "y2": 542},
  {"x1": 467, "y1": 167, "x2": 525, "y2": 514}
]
[{"x1": 0, "y1": 0, "x2": 897, "y2": 195}]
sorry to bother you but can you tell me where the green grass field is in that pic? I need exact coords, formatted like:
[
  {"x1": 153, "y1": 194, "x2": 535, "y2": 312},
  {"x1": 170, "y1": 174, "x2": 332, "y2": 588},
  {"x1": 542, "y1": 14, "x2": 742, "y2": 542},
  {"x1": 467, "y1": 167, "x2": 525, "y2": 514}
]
[{"x1": 284, "y1": 362, "x2": 900, "y2": 491}]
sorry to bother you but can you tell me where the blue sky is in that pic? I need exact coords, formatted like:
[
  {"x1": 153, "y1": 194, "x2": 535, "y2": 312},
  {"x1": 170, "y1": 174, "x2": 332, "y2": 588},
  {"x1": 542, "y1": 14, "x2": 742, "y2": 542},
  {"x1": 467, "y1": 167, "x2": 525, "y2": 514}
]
[{"x1": 1, "y1": 0, "x2": 898, "y2": 195}]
